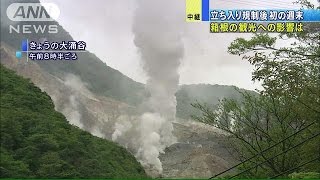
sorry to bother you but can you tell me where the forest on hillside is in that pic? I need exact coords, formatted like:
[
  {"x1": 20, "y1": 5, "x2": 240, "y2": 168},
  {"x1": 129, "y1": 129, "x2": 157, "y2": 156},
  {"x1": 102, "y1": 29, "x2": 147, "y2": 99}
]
[{"x1": 0, "y1": 64, "x2": 147, "y2": 178}]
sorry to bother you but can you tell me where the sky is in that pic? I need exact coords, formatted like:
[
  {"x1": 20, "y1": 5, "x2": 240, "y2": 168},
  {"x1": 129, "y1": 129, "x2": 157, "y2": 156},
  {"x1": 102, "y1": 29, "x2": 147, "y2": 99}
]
[{"x1": 39, "y1": 0, "x2": 319, "y2": 90}]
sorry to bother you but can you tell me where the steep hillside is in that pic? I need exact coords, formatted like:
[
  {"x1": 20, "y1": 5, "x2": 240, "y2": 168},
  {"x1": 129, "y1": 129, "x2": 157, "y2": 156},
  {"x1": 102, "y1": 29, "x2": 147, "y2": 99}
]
[
  {"x1": 0, "y1": 42, "x2": 136, "y2": 139},
  {"x1": 0, "y1": 64, "x2": 147, "y2": 178}
]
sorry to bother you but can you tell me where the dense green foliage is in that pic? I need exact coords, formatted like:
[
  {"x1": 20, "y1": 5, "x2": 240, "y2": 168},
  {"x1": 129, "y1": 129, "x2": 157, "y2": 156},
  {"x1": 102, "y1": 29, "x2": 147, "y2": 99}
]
[
  {"x1": 0, "y1": 65, "x2": 147, "y2": 178},
  {"x1": 194, "y1": 92, "x2": 320, "y2": 178},
  {"x1": 194, "y1": 1, "x2": 320, "y2": 178}
]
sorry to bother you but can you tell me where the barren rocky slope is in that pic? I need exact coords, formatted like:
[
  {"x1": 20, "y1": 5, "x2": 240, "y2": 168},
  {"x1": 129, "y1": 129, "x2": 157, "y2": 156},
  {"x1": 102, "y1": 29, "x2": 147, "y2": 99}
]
[{"x1": 1, "y1": 43, "x2": 237, "y2": 178}]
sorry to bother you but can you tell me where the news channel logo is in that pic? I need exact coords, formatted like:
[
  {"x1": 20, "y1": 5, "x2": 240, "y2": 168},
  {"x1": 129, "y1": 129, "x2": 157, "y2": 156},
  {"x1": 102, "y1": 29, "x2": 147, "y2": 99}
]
[
  {"x1": 6, "y1": 3, "x2": 60, "y2": 21},
  {"x1": 6, "y1": 3, "x2": 60, "y2": 34}
]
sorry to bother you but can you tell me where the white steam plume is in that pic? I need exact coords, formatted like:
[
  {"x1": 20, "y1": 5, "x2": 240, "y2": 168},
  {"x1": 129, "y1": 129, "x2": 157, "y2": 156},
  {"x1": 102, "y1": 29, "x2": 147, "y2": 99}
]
[
  {"x1": 123, "y1": 0, "x2": 184, "y2": 175},
  {"x1": 112, "y1": 0, "x2": 184, "y2": 175},
  {"x1": 61, "y1": 75, "x2": 84, "y2": 129}
]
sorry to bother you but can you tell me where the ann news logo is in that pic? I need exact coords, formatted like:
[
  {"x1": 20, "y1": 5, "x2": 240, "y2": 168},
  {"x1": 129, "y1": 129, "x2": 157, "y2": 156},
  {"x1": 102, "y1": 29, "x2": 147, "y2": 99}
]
[{"x1": 6, "y1": 3, "x2": 60, "y2": 34}]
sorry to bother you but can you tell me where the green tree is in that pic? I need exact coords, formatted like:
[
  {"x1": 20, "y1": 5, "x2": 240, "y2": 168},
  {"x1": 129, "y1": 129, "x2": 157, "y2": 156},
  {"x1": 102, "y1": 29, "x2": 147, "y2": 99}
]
[{"x1": 193, "y1": 1, "x2": 320, "y2": 178}]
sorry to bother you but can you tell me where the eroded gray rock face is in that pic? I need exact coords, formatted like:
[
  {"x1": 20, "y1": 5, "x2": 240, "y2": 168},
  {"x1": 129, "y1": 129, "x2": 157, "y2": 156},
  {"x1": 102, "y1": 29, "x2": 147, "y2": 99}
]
[{"x1": 160, "y1": 121, "x2": 237, "y2": 178}]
